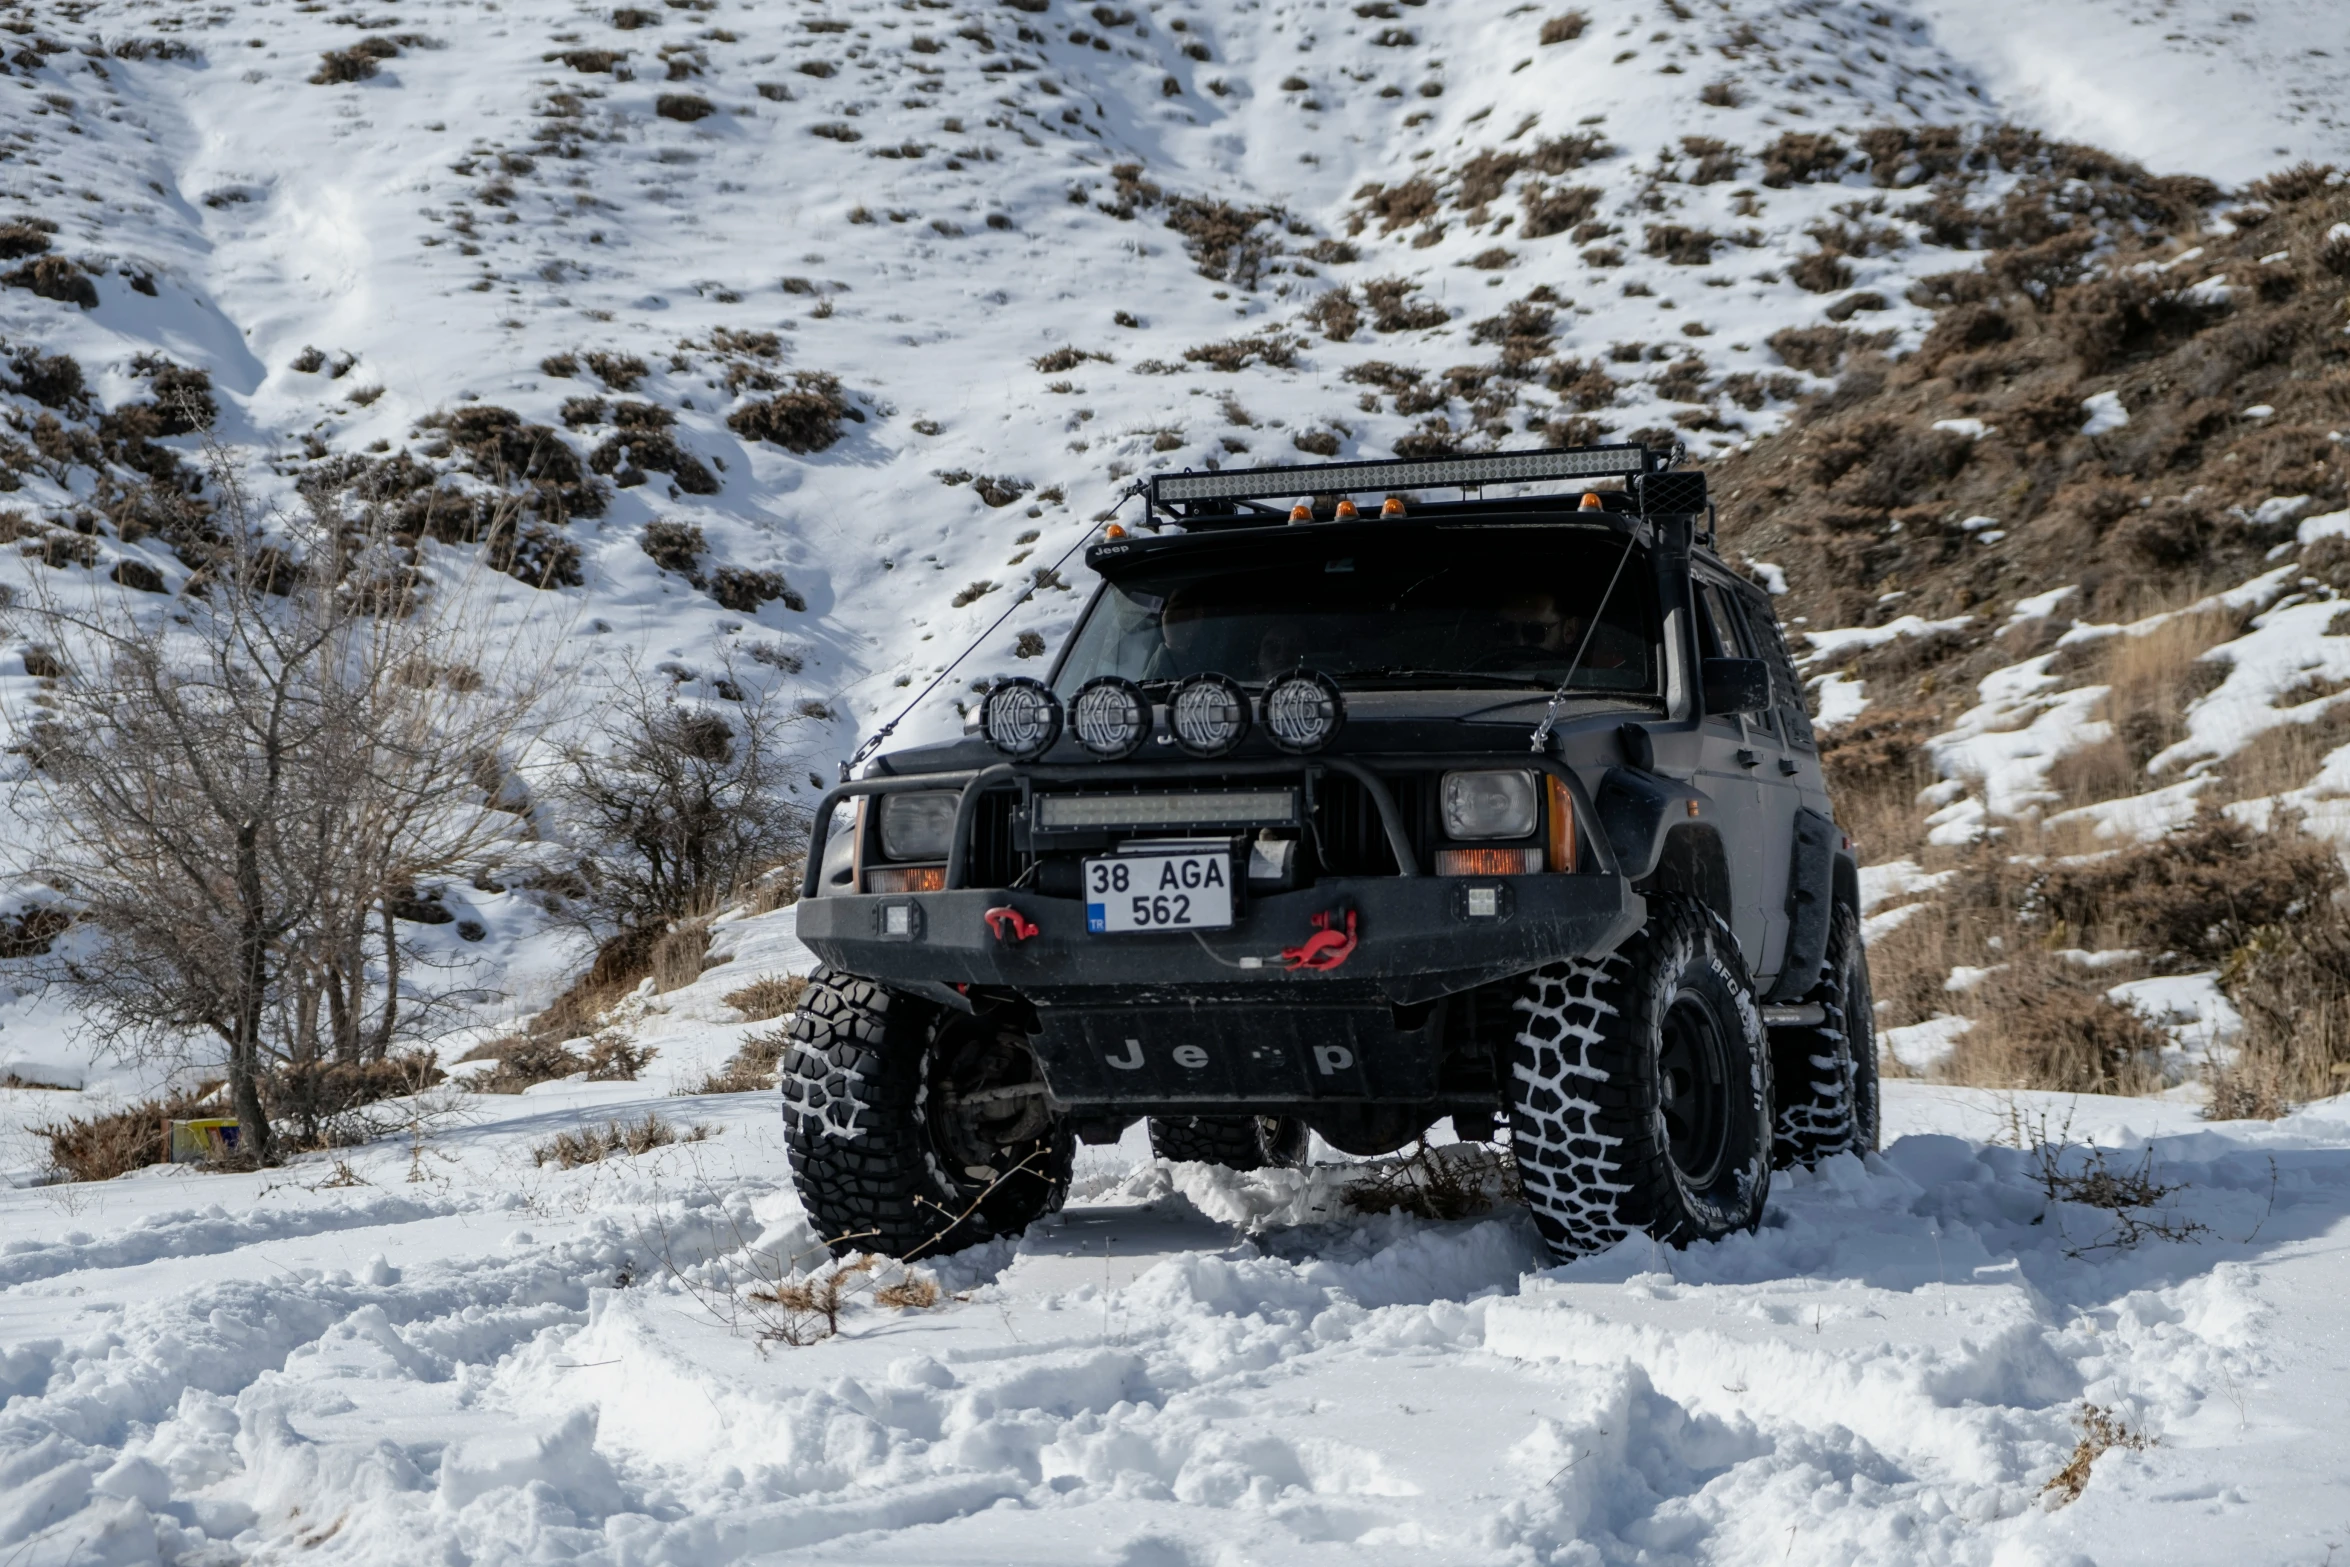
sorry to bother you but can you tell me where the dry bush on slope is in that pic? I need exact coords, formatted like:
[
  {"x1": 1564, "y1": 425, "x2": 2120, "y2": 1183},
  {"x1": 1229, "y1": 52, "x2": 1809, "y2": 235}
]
[{"x1": 1714, "y1": 143, "x2": 2338, "y2": 636}]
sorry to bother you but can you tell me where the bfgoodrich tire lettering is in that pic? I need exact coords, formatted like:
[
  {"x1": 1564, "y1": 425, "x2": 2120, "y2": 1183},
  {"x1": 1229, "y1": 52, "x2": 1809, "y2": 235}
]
[
  {"x1": 1771, "y1": 901, "x2": 1880, "y2": 1166},
  {"x1": 780, "y1": 966, "x2": 1073, "y2": 1259},
  {"x1": 1148, "y1": 1114, "x2": 1310, "y2": 1171},
  {"x1": 1506, "y1": 894, "x2": 1772, "y2": 1261}
]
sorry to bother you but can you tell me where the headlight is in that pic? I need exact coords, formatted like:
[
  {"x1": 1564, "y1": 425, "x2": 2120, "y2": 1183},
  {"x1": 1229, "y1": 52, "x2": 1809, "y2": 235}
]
[
  {"x1": 878, "y1": 791, "x2": 958, "y2": 861},
  {"x1": 1070, "y1": 676, "x2": 1151, "y2": 759},
  {"x1": 1261, "y1": 670, "x2": 1345, "y2": 753},
  {"x1": 1169, "y1": 673, "x2": 1250, "y2": 757},
  {"x1": 981, "y1": 677, "x2": 1061, "y2": 759},
  {"x1": 1442, "y1": 770, "x2": 1538, "y2": 839}
]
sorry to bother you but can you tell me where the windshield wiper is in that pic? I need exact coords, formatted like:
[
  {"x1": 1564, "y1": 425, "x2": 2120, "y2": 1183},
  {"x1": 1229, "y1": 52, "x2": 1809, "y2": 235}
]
[{"x1": 1330, "y1": 667, "x2": 1555, "y2": 690}]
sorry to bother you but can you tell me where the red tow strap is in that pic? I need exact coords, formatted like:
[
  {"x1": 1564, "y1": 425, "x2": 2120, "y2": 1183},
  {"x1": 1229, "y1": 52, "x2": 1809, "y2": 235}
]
[{"x1": 1282, "y1": 907, "x2": 1359, "y2": 971}]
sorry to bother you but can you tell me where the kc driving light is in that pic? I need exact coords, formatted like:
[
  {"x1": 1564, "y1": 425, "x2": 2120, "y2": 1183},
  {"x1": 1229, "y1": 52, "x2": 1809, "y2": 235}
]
[
  {"x1": 878, "y1": 791, "x2": 959, "y2": 861},
  {"x1": 981, "y1": 677, "x2": 1062, "y2": 759},
  {"x1": 1442, "y1": 769, "x2": 1539, "y2": 840},
  {"x1": 1071, "y1": 676, "x2": 1151, "y2": 760},
  {"x1": 1169, "y1": 673, "x2": 1250, "y2": 756},
  {"x1": 1261, "y1": 670, "x2": 1345, "y2": 753}
]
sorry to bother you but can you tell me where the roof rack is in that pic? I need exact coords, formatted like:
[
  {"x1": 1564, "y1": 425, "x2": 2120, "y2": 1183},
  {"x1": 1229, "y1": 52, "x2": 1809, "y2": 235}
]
[{"x1": 1146, "y1": 443, "x2": 1706, "y2": 527}]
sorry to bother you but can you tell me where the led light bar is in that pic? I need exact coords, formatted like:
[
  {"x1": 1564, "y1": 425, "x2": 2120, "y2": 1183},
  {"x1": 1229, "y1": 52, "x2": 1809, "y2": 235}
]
[
  {"x1": 1035, "y1": 789, "x2": 1298, "y2": 831},
  {"x1": 1151, "y1": 445, "x2": 1654, "y2": 510}
]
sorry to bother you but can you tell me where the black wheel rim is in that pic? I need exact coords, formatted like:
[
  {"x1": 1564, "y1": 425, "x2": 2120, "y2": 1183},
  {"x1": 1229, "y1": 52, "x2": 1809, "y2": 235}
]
[{"x1": 1658, "y1": 991, "x2": 1732, "y2": 1188}]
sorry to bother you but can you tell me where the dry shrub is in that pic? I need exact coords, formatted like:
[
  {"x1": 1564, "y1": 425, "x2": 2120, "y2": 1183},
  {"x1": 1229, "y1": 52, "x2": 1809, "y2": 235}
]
[
  {"x1": 640, "y1": 518, "x2": 706, "y2": 577},
  {"x1": 1520, "y1": 184, "x2": 1600, "y2": 239},
  {"x1": 1344, "y1": 1140, "x2": 1519, "y2": 1220},
  {"x1": 1361, "y1": 277, "x2": 1446, "y2": 332},
  {"x1": 267, "y1": 1053, "x2": 446, "y2": 1146},
  {"x1": 746, "y1": 1255, "x2": 941, "y2": 1345},
  {"x1": 2045, "y1": 612, "x2": 2237, "y2": 798},
  {"x1": 470, "y1": 1036, "x2": 590, "y2": 1093},
  {"x1": 3, "y1": 256, "x2": 98, "y2": 310},
  {"x1": 310, "y1": 38, "x2": 396, "y2": 84},
  {"x1": 655, "y1": 93, "x2": 713, "y2": 122},
  {"x1": 723, "y1": 973, "x2": 806, "y2": 1021},
  {"x1": 533, "y1": 1112, "x2": 709, "y2": 1169},
  {"x1": 1945, "y1": 964, "x2": 2168, "y2": 1096},
  {"x1": 2033, "y1": 814, "x2": 2336, "y2": 962},
  {"x1": 1817, "y1": 703, "x2": 1941, "y2": 860},
  {"x1": 1183, "y1": 332, "x2": 1298, "y2": 371},
  {"x1": 2041, "y1": 1404, "x2": 2152, "y2": 1506},
  {"x1": 1758, "y1": 131, "x2": 1847, "y2": 186},
  {"x1": 1164, "y1": 196, "x2": 1279, "y2": 287},
  {"x1": 1353, "y1": 176, "x2": 1439, "y2": 236},
  {"x1": 727, "y1": 371, "x2": 850, "y2": 452},
  {"x1": 1305, "y1": 287, "x2": 1361, "y2": 342},
  {"x1": 584, "y1": 351, "x2": 647, "y2": 390},
  {"x1": 1642, "y1": 225, "x2": 1718, "y2": 265},
  {"x1": 689, "y1": 1025, "x2": 790, "y2": 1092},
  {"x1": 584, "y1": 1032, "x2": 657, "y2": 1080},
  {"x1": 2212, "y1": 912, "x2": 2350, "y2": 1117},
  {"x1": 35, "y1": 1087, "x2": 224, "y2": 1182},
  {"x1": 1538, "y1": 11, "x2": 1587, "y2": 44}
]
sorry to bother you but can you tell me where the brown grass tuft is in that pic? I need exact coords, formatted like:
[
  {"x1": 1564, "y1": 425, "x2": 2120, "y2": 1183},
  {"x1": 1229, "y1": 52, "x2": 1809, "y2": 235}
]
[
  {"x1": 722, "y1": 973, "x2": 807, "y2": 1022},
  {"x1": 532, "y1": 1112, "x2": 709, "y2": 1169}
]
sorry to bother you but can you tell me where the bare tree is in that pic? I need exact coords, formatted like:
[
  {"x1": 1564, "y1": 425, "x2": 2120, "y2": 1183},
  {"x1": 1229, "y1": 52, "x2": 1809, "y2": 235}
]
[
  {"x1": 6, "y1": 460, "x2": 550, "y2": 1161},
  {"x1": 548, "y1": 660, "x2": 808, "y2": 936}
]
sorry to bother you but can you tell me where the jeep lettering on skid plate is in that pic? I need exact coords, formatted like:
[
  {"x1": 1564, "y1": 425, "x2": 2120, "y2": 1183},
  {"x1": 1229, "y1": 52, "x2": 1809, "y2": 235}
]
[{"x1": 779, "y1": 444, "x2": 1875, "y2": 1265}]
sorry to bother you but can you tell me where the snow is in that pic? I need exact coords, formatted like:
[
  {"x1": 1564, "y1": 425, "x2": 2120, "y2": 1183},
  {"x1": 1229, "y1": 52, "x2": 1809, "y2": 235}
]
[
  {"x1": 1802, "y1": 614, "x2": 1976, "y2": 665},
  {"x1": 2108, "y1": 973, "x2": 2243, "y2": 1077},
  {"x1": 1808, "y1": 670, "x2": 1869, "y2": 731},
  {"x1": 1882, "y1": 1015, "x2": 1977, "y2": 1072},
  {"x1": 1903, "y1": 0, "x2": 2350, "y2": 185},
  {"x1": 0, "y1": 0, "x2": 2347, "y2": 1561},
  {"x1": 1859, "y1": 858, "x2": 1958, "y2": 913},
  {"x1": 2006, "y1": 584, "x2": 2079, "y2": 628},
  {"x1": 2080, "y1": 390, "x2": 2131, "y2": 438},
  {"x1": 9, "y1": 1079, "x2": 2350, "y2": 1564}
]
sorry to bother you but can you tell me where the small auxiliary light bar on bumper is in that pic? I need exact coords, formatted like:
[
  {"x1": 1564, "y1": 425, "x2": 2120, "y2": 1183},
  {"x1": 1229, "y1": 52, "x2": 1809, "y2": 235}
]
[
  {"x1": 1149, "y1": 444, "x2": 1662, "y2": 519},
  {"x1": 1035, "y1": 789, "x2": 1298, "y2": 831}
]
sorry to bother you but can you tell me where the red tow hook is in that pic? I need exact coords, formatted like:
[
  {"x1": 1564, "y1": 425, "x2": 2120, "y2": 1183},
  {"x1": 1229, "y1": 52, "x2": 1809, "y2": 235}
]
[
  {"x1": 1282, "y1": 906, "x2": 1359, "y2": 972},
  {"x1": 984, "y1": 905, "x2": 1040, "y2": 944}
]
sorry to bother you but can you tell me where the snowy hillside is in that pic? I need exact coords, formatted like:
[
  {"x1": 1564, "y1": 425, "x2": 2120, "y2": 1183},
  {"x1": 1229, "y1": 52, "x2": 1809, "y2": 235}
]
[{"x1": 2, "y1": 0, "x2": 2350, "y2": 1561}]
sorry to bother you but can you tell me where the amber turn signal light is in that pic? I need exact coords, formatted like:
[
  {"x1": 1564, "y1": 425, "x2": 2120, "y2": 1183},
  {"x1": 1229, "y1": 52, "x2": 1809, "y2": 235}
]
[
  {"x1": 1289, "y1": 500, "x2": 1313, "y2": 521},
  {"x1": 1434, "y1": 846, "x2": 1543, "y2": 876},
  {"x1": 1546, "y1": 776, "x2": 1577, "y2": 872},
  {"x1": 866, "y1": 866, "x2": 946, "y2": 894},
  {"x1": 1334, "y1": 498, "x2": 1360, "y2": 519},
  {"x1": 1381, "y1": 495, "x2": 1407, "y2": 516}
]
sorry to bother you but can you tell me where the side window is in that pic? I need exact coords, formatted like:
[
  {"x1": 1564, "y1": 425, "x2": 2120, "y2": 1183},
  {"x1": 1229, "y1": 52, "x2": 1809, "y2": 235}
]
[
  {"x1": 1739, "y1": 595, "x2": 1816, "y2": 751},
  {"x1": 1696, "y1": 582, "x2": 1747, "y2": 660}
]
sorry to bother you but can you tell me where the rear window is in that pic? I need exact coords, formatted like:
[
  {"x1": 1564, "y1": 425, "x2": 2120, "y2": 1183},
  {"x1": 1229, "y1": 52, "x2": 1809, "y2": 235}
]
[{"x1": 1055, "y1": 527, "x2": 1659, "y2": 696}]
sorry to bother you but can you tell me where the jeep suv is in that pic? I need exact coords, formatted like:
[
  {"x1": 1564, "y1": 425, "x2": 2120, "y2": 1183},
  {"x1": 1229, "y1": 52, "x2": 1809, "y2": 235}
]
[{"x1": 782, "y1": 445, "x2": 1871, "y2": 1265}]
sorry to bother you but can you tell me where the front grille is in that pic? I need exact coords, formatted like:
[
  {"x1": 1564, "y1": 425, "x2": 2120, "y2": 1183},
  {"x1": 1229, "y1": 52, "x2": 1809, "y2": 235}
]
[
  {"x1": 967, "y1": 788, "x2": 1021, "y2": 888},
  {"x1": 1311, "y1": 771, "x2": 1432, "y2": 876}
]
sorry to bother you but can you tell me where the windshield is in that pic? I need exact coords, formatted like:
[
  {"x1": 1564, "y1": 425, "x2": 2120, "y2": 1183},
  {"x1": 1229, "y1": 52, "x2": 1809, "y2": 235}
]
[{"x1": 1055, "y1": 528, "x2": 1659, "y2": 696}]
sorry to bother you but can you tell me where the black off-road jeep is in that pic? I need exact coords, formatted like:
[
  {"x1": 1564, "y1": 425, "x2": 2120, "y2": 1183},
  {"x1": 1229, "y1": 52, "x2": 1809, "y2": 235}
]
[{"x1": 783, "y1": 445, "x2": 1872, "y2": 1264}]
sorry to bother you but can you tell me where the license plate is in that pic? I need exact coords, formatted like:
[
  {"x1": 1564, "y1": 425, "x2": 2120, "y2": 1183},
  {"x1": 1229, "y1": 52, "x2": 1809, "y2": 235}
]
[{"x1": 1085, "y1": 849, "x2": 1234, "y2": 933}]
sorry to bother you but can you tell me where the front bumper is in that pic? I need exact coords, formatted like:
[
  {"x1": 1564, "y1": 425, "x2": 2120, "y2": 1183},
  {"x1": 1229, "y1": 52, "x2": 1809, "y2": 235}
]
[{"x1": 796, "y1": 873, "x2": 1643, "y2": 1007}]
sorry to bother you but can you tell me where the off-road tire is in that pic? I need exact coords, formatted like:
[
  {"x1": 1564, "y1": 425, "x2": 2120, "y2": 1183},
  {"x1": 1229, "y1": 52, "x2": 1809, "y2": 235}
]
[
  {"x1": 1148, "y1": 1114, "x2": 1311, "y2": 1171},
  {"x1": 780, "y1": 967, "x2": 1073, "y2": 1260},
  {"x1": 1770, "y1": 902, "x2": 1879, "y2": 1167},
  {"x1": 1506, "y1": 895, "x2": 1772, "y2": 1262}
]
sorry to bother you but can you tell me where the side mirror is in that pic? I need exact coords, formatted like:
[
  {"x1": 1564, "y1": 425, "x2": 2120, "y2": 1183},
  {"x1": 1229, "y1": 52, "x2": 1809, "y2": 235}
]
[{"x1": 1701, "y1": 657, "x2": 1770, "y2": 717}]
